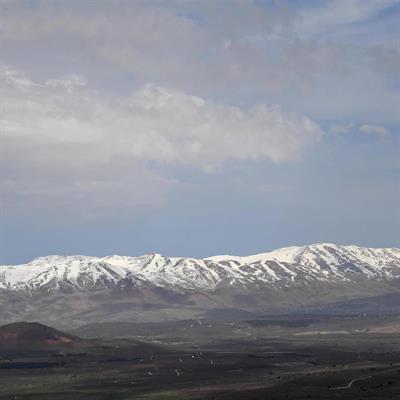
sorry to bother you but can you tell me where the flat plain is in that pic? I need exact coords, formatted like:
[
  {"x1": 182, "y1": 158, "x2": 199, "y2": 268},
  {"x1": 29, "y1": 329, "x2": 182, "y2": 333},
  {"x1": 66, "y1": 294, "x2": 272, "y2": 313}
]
[{"x1": 1, "y1": 315, "x2": 400, "y2": 399}]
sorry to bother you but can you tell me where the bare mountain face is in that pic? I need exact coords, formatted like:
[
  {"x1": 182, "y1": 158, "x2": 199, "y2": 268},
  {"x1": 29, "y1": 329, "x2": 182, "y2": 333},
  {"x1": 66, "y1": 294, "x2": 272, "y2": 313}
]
[{"x1": 1, "y1": 244, "x2": 400, "y2": 327}]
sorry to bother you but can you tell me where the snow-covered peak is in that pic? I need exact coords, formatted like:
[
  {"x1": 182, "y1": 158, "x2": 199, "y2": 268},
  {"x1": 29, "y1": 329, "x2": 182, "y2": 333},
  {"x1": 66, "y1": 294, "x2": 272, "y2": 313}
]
[
  {"x1": 1, "y1": 243, "x2": 399, "y2": 293},
  {"x1": 208, "y1": 243, "x2": 400, "y2": 265}
]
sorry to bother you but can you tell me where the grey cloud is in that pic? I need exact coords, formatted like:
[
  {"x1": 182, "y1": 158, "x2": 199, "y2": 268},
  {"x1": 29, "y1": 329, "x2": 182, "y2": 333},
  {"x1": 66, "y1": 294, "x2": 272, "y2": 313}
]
[
  {"x1": 0, "y1": 1, "x2": 398, "y2": 124},
  {"x1": 330, "y1": 123, "x2": 355, "y2": 134},
  {"x1": 295, "y1": 0, "x2": 399, "y2": 40}
]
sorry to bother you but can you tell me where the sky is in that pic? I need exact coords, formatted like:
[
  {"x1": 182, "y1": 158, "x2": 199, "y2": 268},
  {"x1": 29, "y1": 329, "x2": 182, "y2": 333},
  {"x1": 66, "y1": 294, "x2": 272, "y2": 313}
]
[{"x1": 0, "y1": 0, "x2": 399, "y2": 264}]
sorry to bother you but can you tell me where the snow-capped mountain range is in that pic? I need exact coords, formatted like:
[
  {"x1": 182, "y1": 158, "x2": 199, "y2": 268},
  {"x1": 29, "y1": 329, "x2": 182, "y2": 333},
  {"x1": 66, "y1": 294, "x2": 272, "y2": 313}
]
[{"x1": 1, "y1": 243, "x2": 400, "y2": 294}]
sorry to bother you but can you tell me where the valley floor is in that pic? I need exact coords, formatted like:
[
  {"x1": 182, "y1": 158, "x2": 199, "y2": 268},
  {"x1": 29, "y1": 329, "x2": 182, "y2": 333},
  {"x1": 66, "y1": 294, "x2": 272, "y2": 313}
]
[{"x1": 1, "y1": 315, "x2": 400, "y2": 399}]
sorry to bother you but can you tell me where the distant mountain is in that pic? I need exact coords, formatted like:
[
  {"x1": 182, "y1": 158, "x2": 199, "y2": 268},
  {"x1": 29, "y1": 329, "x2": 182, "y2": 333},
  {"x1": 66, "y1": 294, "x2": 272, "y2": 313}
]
[
  {"x1": 0, "y1": 244, "x2": 399, "y2": 326},
  {"x1": 1, "y1": 243, "x2": 400, "y2": 293},
  {"x1": 0, "y1": 322, "x2": 76, "y2": 345}
]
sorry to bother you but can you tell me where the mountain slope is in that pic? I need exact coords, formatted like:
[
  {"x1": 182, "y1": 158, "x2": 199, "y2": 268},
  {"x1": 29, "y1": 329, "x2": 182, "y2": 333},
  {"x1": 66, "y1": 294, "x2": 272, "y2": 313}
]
[{"x1": 1, "y1": 243, "x2": 400, "y2": 327}]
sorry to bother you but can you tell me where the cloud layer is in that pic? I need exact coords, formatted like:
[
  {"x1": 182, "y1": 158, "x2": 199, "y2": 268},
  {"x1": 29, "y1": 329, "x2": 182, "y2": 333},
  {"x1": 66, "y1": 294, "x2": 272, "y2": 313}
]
[
  {"x1": 1, "y1": 1, "x2": 399, "y2": 123},
  {"x1": 0, "y1": 67, "x2": 321, "y2": 213}
]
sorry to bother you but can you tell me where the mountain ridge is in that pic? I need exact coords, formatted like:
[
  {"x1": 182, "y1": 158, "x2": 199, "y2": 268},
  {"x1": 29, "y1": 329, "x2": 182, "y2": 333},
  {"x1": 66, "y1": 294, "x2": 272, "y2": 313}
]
[
  {"x1": 1, "y1": 243, "x2": 400, "y2": 327},
  {"x1": 1, "y1": 243, "x2": 399, "y2": 294}
]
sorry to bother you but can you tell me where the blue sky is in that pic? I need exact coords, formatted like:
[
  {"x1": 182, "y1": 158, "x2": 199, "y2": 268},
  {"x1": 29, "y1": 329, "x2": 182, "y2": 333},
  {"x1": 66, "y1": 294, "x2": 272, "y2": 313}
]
[{"x1": 0, "y1": 0, "x2": 399, "y2": 263}]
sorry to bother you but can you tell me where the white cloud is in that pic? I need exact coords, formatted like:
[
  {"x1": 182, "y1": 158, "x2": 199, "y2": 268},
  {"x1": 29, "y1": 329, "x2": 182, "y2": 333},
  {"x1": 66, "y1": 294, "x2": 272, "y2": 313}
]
[
  {"x1": 359, "y1": 124, "x2": 390, "y2": 138},
  {"x1": 0, "y1": 67, "x2": 322, "y2": 213}
]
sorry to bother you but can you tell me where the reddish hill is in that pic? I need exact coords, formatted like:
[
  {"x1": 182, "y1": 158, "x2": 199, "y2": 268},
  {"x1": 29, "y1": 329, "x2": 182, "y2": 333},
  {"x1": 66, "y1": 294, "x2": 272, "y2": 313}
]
[{"x1": 0, "y1": 322, "x2": 77, "y2": 345}]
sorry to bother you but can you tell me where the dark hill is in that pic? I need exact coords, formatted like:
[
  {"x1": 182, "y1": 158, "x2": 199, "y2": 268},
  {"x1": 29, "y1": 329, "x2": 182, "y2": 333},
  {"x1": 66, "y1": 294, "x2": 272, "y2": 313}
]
[{"x1": 0, "y1": 322, "x2": 77, "y2": 345}]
